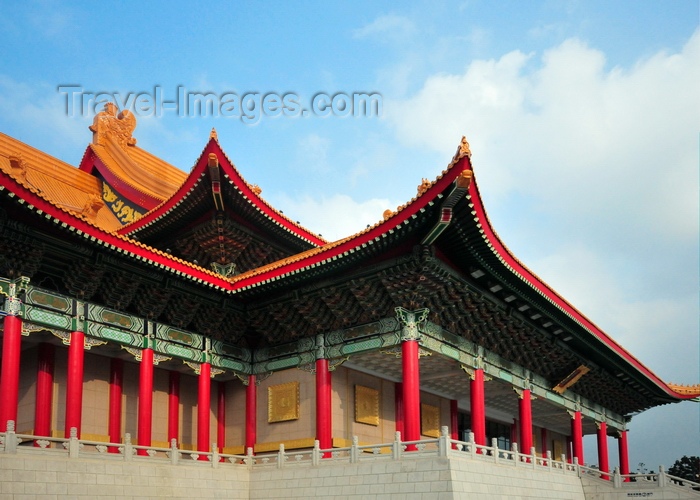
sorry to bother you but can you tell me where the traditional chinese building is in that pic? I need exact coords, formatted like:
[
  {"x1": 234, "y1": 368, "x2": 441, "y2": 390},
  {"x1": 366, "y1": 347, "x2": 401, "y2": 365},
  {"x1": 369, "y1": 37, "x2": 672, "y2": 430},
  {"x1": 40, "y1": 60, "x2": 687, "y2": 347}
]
[{"x1": 0, "y1": 106, "x2": 698, "y2": 489}]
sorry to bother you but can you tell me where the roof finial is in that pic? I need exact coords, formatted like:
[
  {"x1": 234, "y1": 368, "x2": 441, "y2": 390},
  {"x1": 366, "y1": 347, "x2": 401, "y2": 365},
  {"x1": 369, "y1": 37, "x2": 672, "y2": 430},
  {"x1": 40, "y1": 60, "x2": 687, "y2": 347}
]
[
  {"x1": 210, "y1": 128, "x2": 218, "y2": 140},
  {"x1": 89, "y1": 103, "x2": 137, "y2": 148},
  {"x1": 454, "y1": 136, "x2": 471, "y2": 161}
]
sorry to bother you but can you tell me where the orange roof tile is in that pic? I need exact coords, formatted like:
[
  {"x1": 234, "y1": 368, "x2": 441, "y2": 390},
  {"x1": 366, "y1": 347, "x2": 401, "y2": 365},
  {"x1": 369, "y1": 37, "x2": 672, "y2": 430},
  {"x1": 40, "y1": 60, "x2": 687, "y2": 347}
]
[{"x1": 0, "y1": 132, "x2": 122, "y2": 231}]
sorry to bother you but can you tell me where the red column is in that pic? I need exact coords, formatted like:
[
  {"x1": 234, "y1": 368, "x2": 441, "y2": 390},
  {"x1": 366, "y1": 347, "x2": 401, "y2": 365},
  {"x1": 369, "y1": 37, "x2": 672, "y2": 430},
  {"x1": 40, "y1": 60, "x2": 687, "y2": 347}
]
[
  {"x1": 0, "y1": 314, "x2": 23, "y2": 432},
  {"x1": 64, "y1": 330, "x2": 84, "y2": 438},
  {"x1": 197, "y1": 361, "x2": 211, "y2": 458},
  {"x1": 571, "y1": 411, "x2": 584, "y2": 464},
  {"x1": 597, "y1": 422, "x2": 609, "y2": 479},
  {"x1": 316, "y1": 358, "x2": 332, "y2": 454},
  {"x1": 470, "y1": 369, "x2": 486, "y2": 445},
  {"x1": 394, "y1": 382, "x2": 404, "y2": 438},
  {"x1": 402, "y1": 339, "x2": 420, "y2": 448},
  {"x1": 137, "y1": 347, "x2": 154, "y2": 454},
  {"x1": 519, "y1": 389, "x2": 533, "y2": 455},
  {"x1": 108, "y1": 358, "x2": 123, "y2": 452},
  {"x1": 450, "y1": 399, "x2": 458, "y2": 447},
  {"x1": 168, "y1": 371, "x2": 180, "y2": 445},
  {"x1": 618, "y1": 430, "x2": 630, "y2": 479},
  {"x1": 34, "y1": 343, "x2": 55, "y2": 442},
  {"x1": 245, "y1": 375, "x2": 256, "y2": 453},
  {"x1": 217, "y1": 381, "x2": 225, "y2": 455}
]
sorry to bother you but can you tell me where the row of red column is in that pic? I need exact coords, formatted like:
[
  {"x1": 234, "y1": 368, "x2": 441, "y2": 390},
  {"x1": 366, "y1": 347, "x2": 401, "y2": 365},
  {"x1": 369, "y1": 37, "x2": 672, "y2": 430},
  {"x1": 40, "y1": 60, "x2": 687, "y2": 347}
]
[
  {"x1": 1, "y1": 312, "x2": 630, "y2": 473},
  {"x1": 396, "y1": 337, "x2": 630, "y2": 474},
  {"x1": 0, "y1": 321, "x2": 301, "y2": 457}
]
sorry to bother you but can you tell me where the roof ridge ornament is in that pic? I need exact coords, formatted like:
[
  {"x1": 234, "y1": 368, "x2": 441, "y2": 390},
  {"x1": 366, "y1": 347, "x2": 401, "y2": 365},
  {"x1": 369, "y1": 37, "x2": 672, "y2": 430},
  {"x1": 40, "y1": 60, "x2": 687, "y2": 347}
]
[
  {"x1": 667, "y1": 382, "x2": 700, "y2": 396},
  {"x1": 453, "y1": 136, "x2": 472, "y2": 162},
  {"x1": 210, "y1": 128, "x2": 218, "y2": 140},
  {"x1": 89, "y1": 103, "x2": 137, "y2": 148}
]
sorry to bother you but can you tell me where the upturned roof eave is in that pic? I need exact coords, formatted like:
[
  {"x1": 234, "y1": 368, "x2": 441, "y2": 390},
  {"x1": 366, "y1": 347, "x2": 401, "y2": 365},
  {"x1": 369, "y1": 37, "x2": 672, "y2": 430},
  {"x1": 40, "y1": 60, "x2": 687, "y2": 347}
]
[
  {"x1": 119, "y1": 138, "x2": 326, "y2": 248},
  {"x1": 463, "y1": 171, "x2": 698, "y2": 403},
  {"x1": 0, "y1": 168, "x2": 233, "y2": 291}
]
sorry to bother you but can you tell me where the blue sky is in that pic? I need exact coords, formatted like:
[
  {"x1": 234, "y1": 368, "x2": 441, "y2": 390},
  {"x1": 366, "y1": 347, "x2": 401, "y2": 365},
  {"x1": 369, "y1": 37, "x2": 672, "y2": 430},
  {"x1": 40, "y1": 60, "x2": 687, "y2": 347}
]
[{"x1": 1, "y1": 0, "x2": 698, "y2": 470}]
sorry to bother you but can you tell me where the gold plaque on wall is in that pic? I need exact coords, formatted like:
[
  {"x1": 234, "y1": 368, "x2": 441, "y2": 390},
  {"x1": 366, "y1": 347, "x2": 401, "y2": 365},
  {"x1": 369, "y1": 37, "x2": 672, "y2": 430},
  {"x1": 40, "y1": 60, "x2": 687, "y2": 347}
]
[
  {"x1": 268, "y1": 381, "x2": 300, "y2": 423},
  {"x1": 355, "y1": 385, "x2": 379, "y2": 426},
  {"x1": 421, "y1": 403, "x2": 440, "y2": 438}
]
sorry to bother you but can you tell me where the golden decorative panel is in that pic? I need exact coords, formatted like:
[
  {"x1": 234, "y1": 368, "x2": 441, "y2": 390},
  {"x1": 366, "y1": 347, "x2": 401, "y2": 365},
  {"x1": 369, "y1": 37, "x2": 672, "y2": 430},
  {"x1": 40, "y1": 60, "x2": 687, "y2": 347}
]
[
  {"x1": 354, "y1": 385, "x2": 379, "y2": 426},
  {"x1": 421, "y1": 403, "x2": 440, "y2": 438},
  {"x1": 268, "y1": 381, "x2": 300, "y2": 423}
]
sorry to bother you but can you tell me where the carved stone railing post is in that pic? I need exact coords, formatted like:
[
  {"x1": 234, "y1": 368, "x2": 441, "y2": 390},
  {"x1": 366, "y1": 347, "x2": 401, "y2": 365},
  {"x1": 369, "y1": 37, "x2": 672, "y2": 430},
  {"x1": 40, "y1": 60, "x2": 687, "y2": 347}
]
[
  {"x1": 212, "y1": 442, "x2": 219, "y2": 468},
  {"x1": 277, "y1": 444, "x2": 285, "y2": 469},
  {"x1": 613, "y1": 466, "x2": 622, "y2": 488},
  {"x1": 512, "y1": 442, "x2": 519, "y2": 466},
  {"x1": 573, "y1": 457, "x2": 580, "y2": 476},
  {"x1": 170, "y1": 438, "x2": 179, "y2": 465},
  {"x1": 246, "y1": 447, "x2": 254, "y2": 469},
  {"x1": 350, "y1": 436, "x2": 359, "y2": 463},
  {"x1": 657, "y1": 465, "x2": 667, "y2": 488},
  {"x1": 491, "y1": 437, "x2": 498, "y2": 463},
  {"x1": 531, "y1": 447, "x2": 537, "y2": 469},
  {"x1": 68, "y1": 427, "x2": 80, "y2": 458},
  {"x1": 438, "y1": 426, "x2": 449, "y2": 457},
  {"x1": 123, "y1": 433, "x2": 133, "y2": 461},
  {"x1": 312, "y1": 440, "x2": 320, "y2": 466},
  {"x1": 547, "y1": 450, "x2": 552, "y2": 471},
  {"x1": 4, "y1": 420, "x2": 17, "y2": 454},
  {"x1": 392, "y1": 431, "x2": 402, "y2": 461}
]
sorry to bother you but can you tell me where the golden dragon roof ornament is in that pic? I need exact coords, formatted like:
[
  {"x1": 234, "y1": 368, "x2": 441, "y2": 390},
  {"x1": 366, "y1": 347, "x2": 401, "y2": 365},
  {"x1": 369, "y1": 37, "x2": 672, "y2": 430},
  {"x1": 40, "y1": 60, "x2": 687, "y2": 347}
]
[{"x1": 89, "y1": 102, "x2": 137, "y2": 148}]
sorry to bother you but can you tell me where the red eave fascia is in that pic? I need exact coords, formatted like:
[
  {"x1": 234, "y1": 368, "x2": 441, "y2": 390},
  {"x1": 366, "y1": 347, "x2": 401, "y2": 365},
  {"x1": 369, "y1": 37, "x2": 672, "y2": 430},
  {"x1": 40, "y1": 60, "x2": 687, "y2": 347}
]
[
  {"x1": 467, "y1": 176, "x2": 694, "y2": 401},
  {"x1": 0, "y1": 172, "x2": 232, "y2": 290},
  {"x1": 84, "y1": 146, "x2": 161, "y2": 211},
  {"x1": 230, "y1": 155, "x2": 472, "y2": 291},
  {"x1": 118, "y1": 150, "x2": 209, "y2": 235},
  {"x1": 211, "y1": 140, "x2": 326, "y2": 246}
]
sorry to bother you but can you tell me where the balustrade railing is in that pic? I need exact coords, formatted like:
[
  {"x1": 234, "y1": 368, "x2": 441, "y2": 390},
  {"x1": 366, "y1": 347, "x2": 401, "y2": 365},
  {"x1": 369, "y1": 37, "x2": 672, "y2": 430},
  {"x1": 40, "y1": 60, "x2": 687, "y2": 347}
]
[{"x1": 2, "y1": 419, "x2": 697, "y2": 494}]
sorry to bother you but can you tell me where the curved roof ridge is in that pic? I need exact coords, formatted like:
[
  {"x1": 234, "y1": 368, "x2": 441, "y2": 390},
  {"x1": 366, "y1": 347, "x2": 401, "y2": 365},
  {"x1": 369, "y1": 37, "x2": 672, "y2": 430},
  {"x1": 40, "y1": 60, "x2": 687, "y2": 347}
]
[
  {"x1": 465, "y1": 164, "x2": 699, "y2": 400},
  {"x1": 0, "y1": 162, "x2": 232, "y2": 290},
  {"x1": 120, "y1": 136, "x2": 327, "y2": 247},
  {"x1": 208, "y1": 135, "x2": 327, "y2": 246},
  {"x1": 229, "y1": 138, "x2": 473, "y2": 289}
]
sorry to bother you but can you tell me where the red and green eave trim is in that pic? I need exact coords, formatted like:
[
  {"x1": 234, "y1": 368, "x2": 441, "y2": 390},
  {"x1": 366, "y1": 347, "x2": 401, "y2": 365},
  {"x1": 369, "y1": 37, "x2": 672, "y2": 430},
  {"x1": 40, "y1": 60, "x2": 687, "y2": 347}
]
[
  {"x1": 117, "y1": 137, "x2": 326, "y2": 248},
  {"x1": 1, "y1": 135, "x2": 697, "y2": 403}
]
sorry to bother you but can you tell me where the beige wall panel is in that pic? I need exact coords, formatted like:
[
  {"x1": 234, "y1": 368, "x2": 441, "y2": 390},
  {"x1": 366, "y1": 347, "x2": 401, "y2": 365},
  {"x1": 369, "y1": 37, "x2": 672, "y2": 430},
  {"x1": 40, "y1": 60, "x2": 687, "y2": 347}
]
[
  {"x1": 179, "y1": 371, "x2": 198, "y2": 449},
  {"x1": 81, "y1": 352, "x2": 110, "y2": 439},
  {"x1": 151, "y1": 366, "x2": 169, "y2": 445},
  {"x1": 121, "y1": 359, "x2": 139, "y2": 439},
  {"x1": 331, "y1": 366, "x2": 347, "y2": 441},
  {"x1": 381, "y1": 379, "x2": 396, "y2": 441},
  {"x1": 256, "y1": 368, "x2": 315, "y2": 447},
  {"x1": 347, "y1": 369, "x2": 385, "y2": 445},
  {"x1": 225, "y1": 379, "x2": 246, "y2": 448}
]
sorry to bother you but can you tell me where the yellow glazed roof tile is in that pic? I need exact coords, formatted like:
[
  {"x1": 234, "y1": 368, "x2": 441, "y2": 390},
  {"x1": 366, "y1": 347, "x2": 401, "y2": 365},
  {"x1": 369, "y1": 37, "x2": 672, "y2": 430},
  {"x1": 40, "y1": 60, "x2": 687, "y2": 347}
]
[{"x1": 0, "y1": 132, "x2": 122, "y2": 232}]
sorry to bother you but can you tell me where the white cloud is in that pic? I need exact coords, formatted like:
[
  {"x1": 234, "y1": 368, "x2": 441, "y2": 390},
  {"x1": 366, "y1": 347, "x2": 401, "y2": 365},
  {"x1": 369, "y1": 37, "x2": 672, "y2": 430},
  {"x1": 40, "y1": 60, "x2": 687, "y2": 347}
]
[
  {"x1": 383, "y1": 29, "x2": 700, "y2": 393},
  {"x1": 0, "y1": 76, "x2": 88, "y2": 162},
  {"x1": 352, "y1": 14, "x2": 417, "y2": 44},
  {"x1": 294, "y1": 133, "x2": 331, "y2": 174},
  {"x1": 387, "y1": 30, "x2": 700, "y2": 247}
]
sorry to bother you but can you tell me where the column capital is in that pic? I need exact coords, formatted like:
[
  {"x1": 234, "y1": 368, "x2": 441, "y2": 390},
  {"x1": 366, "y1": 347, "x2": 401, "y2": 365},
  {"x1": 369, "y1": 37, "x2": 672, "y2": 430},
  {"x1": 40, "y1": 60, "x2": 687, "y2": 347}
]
[
  {"x1": 395, "y1": 307, "x2": 429, "y2": 341},
  {"x1": 514, "y1": 387, "x2": 536, "y2": 400},
  {"x1": 315, "y1": 334, "x2": 326, "y2": 360}
]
